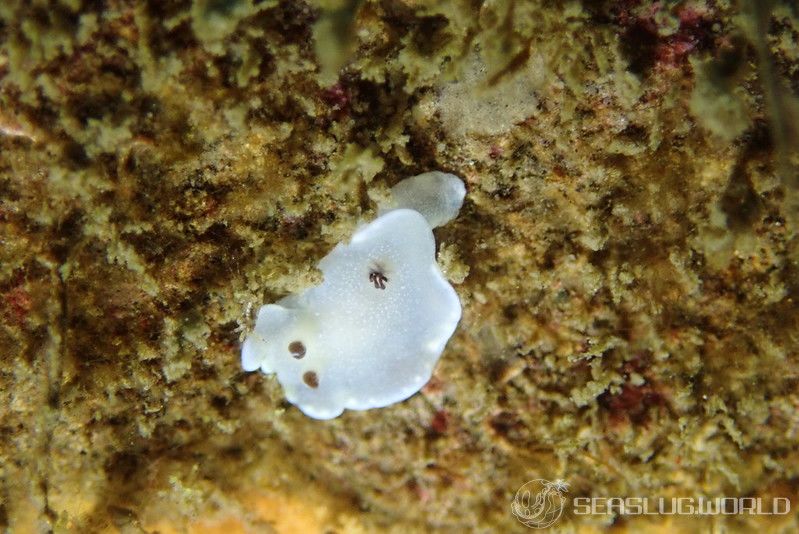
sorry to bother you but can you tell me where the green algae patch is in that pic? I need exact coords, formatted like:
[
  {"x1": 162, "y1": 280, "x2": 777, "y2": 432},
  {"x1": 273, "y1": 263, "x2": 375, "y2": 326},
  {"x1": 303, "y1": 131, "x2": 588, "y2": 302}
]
[
  {"x1": 689, "y1": 53, "x2": 752, "y2": 142},
  {"x1": 191, "y1": 0, "x2": 278, "y2": 54}
]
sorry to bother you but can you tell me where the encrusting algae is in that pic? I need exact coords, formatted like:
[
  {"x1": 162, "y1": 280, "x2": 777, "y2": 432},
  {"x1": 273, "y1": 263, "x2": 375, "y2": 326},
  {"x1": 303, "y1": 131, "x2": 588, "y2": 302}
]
[{"x1": 1, "y1": 0, "x2": 798, "y2": 532}]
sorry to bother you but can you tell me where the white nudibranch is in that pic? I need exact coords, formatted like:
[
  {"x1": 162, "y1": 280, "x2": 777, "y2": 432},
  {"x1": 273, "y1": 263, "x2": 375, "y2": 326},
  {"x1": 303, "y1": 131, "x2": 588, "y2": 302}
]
[
  {"x1": 380, "y1": 171, "x2": 466, "y2": 228},
  {"x1": 242, "y1": 171, "x2": 465, "y2": 419}
]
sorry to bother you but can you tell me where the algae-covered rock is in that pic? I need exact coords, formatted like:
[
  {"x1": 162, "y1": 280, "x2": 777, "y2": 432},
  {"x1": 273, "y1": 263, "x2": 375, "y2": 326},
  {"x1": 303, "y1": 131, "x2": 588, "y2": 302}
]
[{"x1": 1, "y1": 0, "x2": 798, "y2": 532}]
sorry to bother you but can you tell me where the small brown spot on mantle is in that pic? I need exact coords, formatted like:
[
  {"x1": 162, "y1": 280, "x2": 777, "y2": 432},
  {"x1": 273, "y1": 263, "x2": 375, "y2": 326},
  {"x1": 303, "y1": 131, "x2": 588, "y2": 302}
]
[
  {"x1": 303, "y1": 371, "x2": 319, "y2": 388},
  {"x1": 289, "y1": 340, "x2": 306, "y2": 359}
]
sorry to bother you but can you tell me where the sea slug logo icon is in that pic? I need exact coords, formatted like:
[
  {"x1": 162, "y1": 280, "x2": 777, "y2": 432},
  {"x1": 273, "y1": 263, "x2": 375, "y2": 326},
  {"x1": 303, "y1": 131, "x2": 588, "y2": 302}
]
[{"x1": 511, "y1": 479, "x2": 569, "y2": 529}]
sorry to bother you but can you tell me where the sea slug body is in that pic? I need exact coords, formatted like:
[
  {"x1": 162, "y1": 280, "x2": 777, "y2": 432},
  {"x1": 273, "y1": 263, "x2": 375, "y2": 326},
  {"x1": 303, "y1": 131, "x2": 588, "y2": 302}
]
[{"x1": 242, "y1": 172, "x2": 465, "y2": 419}]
